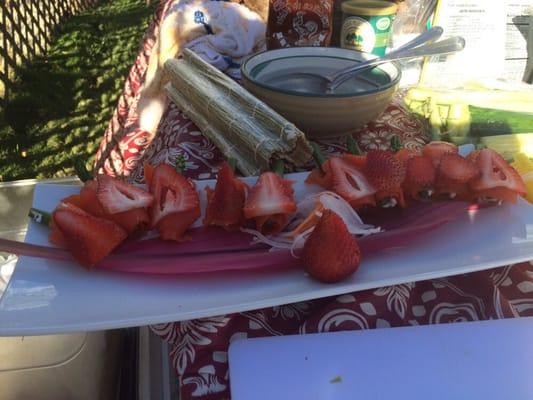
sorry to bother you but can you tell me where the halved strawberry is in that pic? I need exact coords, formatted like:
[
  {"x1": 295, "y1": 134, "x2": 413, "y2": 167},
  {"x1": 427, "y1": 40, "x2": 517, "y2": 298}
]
[
  {"x1": 302, "y1": 209, "x2": 361, "y2": 283},
  {"x1": 244, "y1": 172, "x2": 296, "y2": 235},
  {"x1": 51, "y1": 202, "x2": 127, "y2": 268},
  {"x1": 329, "y1": 156, "x2": 376, "y2": 209},
  {"x1": 96, "y1": 175, "x2": 153, "y2": 214},
  {"x1": 403, "y1": 155, "x2": 436, "y2": 201},
  {"x1": 204, "y1": 162, "x2": 248, "y2": 231},
  {"x1": 149, "y1": 164, "x2": 201, "y2": 241},
  {"x1": 435, "y1": 153, "x2": 480, "y2": 199},
  {"x1": 469, "y1": 148, "x2": 526, "y2": 203},
  {"x1": 423, "y1": 141, "x2": 458, "y2": 168},
  {"x1": 364, "y1": 150, "x2": 406, "y2": 208}
]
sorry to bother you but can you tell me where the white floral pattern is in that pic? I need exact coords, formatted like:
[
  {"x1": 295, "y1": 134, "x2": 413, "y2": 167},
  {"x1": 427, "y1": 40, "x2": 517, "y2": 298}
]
[
  {"x1": 374, "y1": 283, "x2": 415, "y2": 319},
  {"x1": 428, "y1": 302, "x2": 480, "y2": 324},
  {"x1": 317, "y1": 309, "x2": 369, "y2": 332},
  {"x1": 182, "y1": 365, "x2": 227, "y2": 397},
  {"x1": 170, "y1": 316, "x2": 230, "y2": 375},
  {"x1": 272, "y1": 302, "x2": 311, "y2": 321}
]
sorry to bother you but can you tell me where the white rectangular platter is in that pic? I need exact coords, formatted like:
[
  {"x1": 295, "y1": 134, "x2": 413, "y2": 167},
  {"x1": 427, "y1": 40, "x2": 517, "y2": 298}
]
[{"x1": 1, "y1": 175, "x2": 533, "y2": 336}]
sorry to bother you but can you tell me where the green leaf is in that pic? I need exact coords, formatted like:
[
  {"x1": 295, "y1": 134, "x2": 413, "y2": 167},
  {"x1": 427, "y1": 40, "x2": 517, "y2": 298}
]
[
  {"x1": 311, "y1": 142, "x2": 326, "y2": 174},
  {"x1": 390, "y1": 135, "x2": 402, "y2": 152},
  {"x1": 272, "y1": 159, "x2": 285, "y2": 177},
  {"x1": 227, "y1": 157, "x2": 237, "y2": 172},
  {"x1": 175, "y1": 154, "x2": 187, "y2": 174},
  {"x1": 74, "y1": 158, "x2": 92, "y2": 182},
  {"x1": 346, "y1": 136, "x2": 361, "y2": 155}
]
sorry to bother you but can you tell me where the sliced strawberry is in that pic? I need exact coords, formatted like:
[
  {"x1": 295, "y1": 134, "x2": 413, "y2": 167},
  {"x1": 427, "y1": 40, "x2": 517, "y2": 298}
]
[
  {"x1": 305, "y1": 159, "x2": 333, "y2": 188},
  {"x1": 107, "y1": 208, "x2": 150, "y2": 234},
  {"x1": 435, "y1": 153, "x2": 480, "y2": 199},
  {"x1": 63, "y1": 180, "x2": 150, "y2": 235},
  {"x1": 149, "y1": 164, "x2": 200, "y2": 241},
  {"x1": 244, "y1": 172, "x2": 296, "y2": 235},
  {"x1": 466, "y1": 150, "x2": 481, "y2": 164},
  {"x1": 204, "y1": 162, "x2": 248, "y2": 231},
  {"x1": 51, "y1": 202, "x2": 127, "y2": 268},
  {"x1": 49, "y1": 205, "x2": 68, "y2": 247},
  {"x1": 96, "y1": 175, "x2": 153, "y2": 214},
  {"x1": 469, "y1": 148, "x2": 526, "y2": 203},
  {"x1": 364, "y1": 150, "x2": 406, "y2": 207},
  {"x1": 329, "y1": 156, "x2": 376, "y2": 209},
  {"x1": 423, "y1": 141, "x2": 458, "y2": 168},
  {"x1": 341, "y1": 154, "x2": 366, "y2": 168},
  {"x1": 79, "y1": 180, "x2": 106, "y2": 217},
  {"x1": 302, "y1": 209, "x2": 361, "y2": 283},
  {"x1": 438, "y1": 154, "x2": 480, "y2": 183},
  {"x1": 254, "y1": 214, "x2": 291, "y2": 236},
  {"x1": 144, "y1": 162, "x2": 155, "y2": 187},
  {"x1": 62, "y1": 194, "x2": 84, "y2": 208},
  {"x1": 156, "y1": 209, "x2": 201, "y2": 241},
  {"x1": 396, "y1": 148, "x2": 419, "y2": 165},
  {"x1": 403, "y1": 155, "x2": 436, "y2": 201},
  {"x1": 473, "y1": 187, "x2": 520, "y2": 204},
  {"x1": 49, "y1": 224, "x2": 66, "y2": 247},
  {"x1": 306, "y1": 155, "x2": 366, "y2": 190}
]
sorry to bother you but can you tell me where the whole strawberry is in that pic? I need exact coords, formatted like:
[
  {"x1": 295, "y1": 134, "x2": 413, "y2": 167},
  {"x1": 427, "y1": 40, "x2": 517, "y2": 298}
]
[{"x1": 302, "y1": 210, "x2": 361, "y2": 283}]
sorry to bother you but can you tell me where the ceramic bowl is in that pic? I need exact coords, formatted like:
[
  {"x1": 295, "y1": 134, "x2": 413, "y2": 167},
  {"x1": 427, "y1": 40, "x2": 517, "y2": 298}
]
[{"x1": 241, "y1": 47, "x2": 401, "y2": 139}]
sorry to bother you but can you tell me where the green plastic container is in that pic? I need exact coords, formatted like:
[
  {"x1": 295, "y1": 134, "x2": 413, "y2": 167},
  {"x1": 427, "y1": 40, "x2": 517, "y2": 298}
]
[{"x1": 340, "y1": 0, "x2": 397, "y2": 56}]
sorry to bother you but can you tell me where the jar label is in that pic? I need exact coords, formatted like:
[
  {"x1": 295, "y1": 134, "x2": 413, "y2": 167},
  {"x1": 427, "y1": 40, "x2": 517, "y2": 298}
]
[
  {"x1": 340, "y1": 16, "x2": 375, "y2": 52},
  {"x1": 376, "y1": 16, "x2": 391, "y2": 31}
]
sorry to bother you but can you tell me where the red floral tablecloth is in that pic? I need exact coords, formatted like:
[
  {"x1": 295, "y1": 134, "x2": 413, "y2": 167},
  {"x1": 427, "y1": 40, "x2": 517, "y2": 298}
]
[{"x1": 94, "y1": 2, "x2": 533, "y2": 399}]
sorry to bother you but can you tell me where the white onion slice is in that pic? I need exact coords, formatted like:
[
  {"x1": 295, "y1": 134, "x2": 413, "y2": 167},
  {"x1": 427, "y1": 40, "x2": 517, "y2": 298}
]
[{"x1": 241, "y1": 191, "x2": 381, "y2": 253}]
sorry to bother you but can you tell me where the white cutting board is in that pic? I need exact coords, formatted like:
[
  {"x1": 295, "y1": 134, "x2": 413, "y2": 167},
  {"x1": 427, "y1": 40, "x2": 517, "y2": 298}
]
[{"x1": 229, "y1": 317, "x2": 533, "y2": 400}]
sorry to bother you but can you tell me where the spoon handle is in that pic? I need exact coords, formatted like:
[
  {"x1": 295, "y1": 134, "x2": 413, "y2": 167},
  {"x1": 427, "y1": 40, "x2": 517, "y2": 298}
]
[
  {"x1": 329, "y1": 36, "x2": 465, "y2": 90},
  {"x1": 386, "y1": 26, "x2": 444, "y2": 53},
  {"x1": 328, "y1": 26, "x2": 444, "y2": 82}
]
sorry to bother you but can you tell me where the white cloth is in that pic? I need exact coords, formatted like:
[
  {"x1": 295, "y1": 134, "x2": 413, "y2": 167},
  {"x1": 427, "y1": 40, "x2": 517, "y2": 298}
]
[
  {"x1": 170, "y1": 0, "x2": 266, "y2": 78},
  {"x1": 138, "y1": 0, "x2": 265, "y2": 134}
]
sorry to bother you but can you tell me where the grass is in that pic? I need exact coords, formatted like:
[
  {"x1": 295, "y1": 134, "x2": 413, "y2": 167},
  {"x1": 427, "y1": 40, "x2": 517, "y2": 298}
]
[{"x1": 0, "y1": 0, "x2": 156, "y2": 181}]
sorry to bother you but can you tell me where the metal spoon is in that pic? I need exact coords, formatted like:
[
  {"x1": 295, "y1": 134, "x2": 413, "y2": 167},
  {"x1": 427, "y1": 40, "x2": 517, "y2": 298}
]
[
  {"x1": 263, "y1": 26, "x2": 444, "y2": 93},
  {"x1": 265, "y1": 30, "x2": 465, "y2": 94},
  {"x1": 329, "y1": 36, "x2": 465, "y2": 91}
]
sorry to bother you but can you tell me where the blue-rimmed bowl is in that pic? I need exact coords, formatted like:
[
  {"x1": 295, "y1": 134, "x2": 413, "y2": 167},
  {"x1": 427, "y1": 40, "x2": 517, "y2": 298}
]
[{"x1": 241, "y1": 47, "x2": 401, "y2": 139}]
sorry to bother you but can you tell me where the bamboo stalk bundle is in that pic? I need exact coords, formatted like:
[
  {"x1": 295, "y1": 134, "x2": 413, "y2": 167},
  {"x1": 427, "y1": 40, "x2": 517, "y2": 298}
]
[{"x1": 164, "y1": 49, "x2": 312, "y2": 176}]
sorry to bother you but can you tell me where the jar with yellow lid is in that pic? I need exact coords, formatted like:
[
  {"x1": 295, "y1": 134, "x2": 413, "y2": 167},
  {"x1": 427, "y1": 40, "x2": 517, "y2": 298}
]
[{"x1": 340, "y1": 1, "x2": 397, "y2": 56}]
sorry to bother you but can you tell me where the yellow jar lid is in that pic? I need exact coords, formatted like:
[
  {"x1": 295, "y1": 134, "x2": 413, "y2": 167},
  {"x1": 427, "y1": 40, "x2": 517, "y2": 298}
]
[{"x1": 341, "y1": 1, "x2": 398, "y2": 16}]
